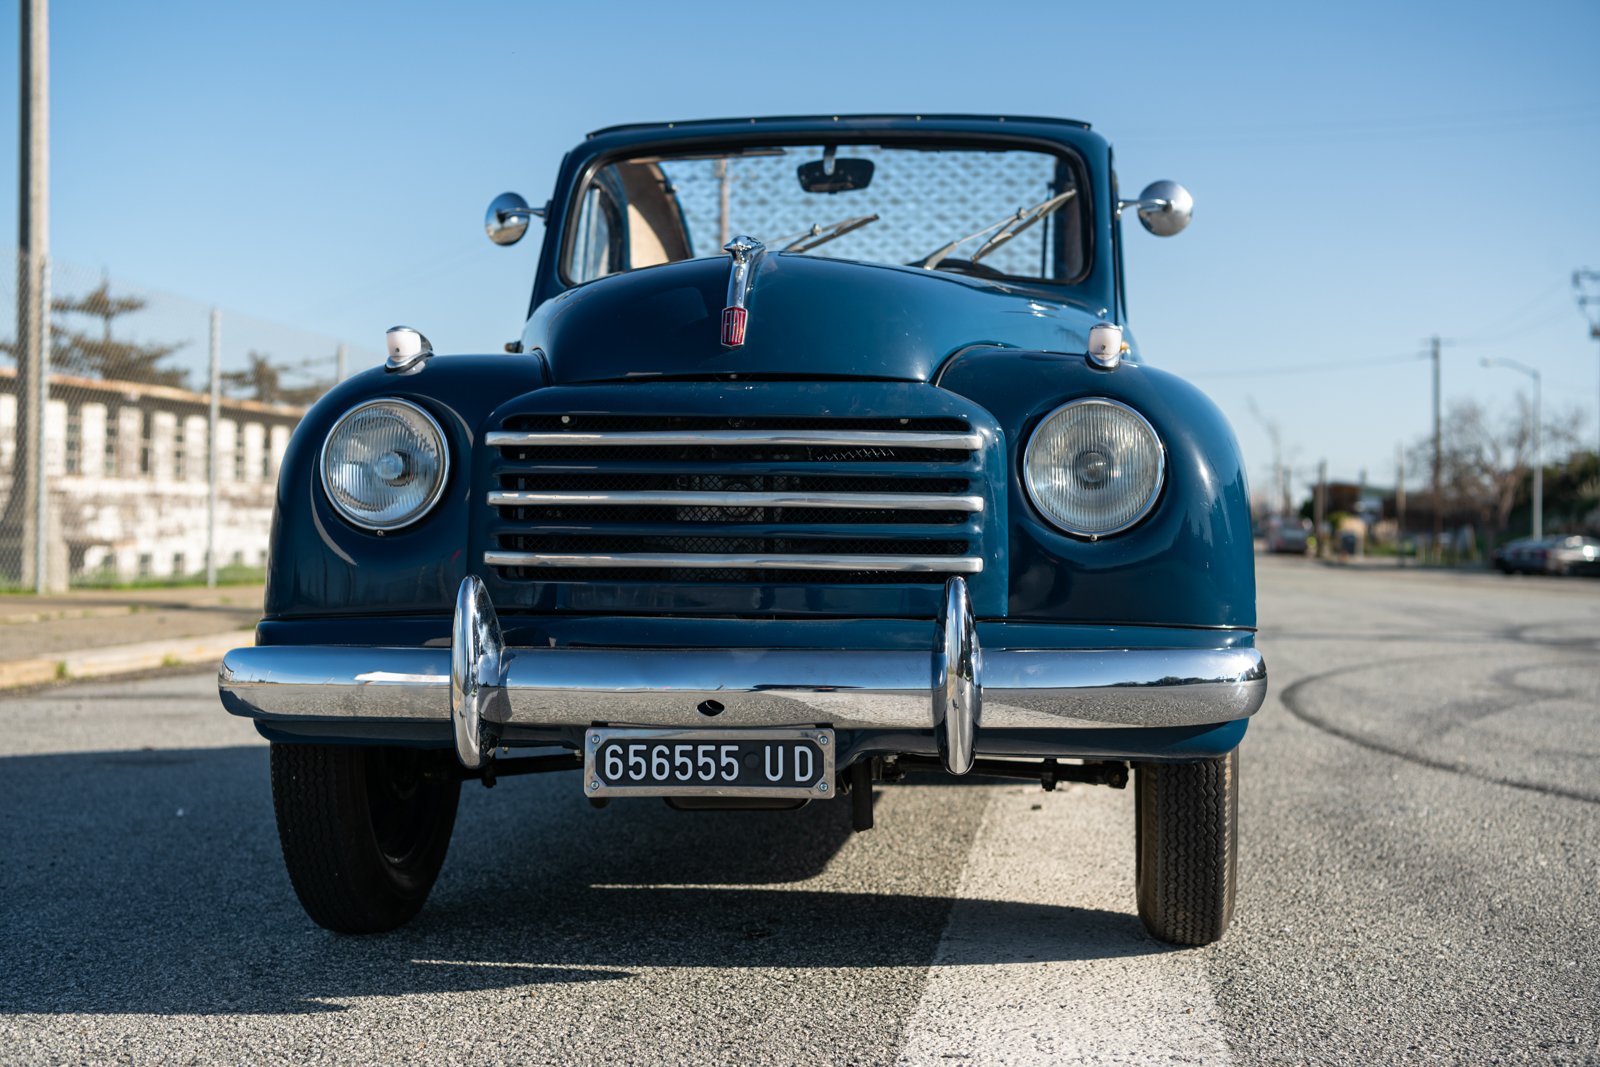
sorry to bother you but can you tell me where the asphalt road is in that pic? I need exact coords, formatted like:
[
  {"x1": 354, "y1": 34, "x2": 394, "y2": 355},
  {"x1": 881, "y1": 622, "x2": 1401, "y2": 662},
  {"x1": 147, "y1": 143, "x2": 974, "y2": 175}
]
[{"x1": 1, "y1": 558, "x2": 1596, "y2": 1065}]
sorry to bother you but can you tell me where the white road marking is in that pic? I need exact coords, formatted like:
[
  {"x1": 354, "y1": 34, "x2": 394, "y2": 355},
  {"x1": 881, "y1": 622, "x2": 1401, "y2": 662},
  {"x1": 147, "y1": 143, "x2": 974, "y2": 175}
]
[{"x1": 896, "y1": 783, "x2": 1233, "y2": 1066}]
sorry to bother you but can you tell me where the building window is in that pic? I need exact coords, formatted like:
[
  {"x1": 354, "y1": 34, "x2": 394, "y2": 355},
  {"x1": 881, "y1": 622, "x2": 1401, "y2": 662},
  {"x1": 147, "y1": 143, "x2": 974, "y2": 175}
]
[
  {"x1": 233, "y1": 432, "x2": 247, "y2": 482},
  {"x1": 139, "y1": 416, "x2": 154, "y2": 476},
  {"x1": 137, "y1": 552, "x2": 153, "y2": 578},
  {"x1": 65, "y1": 407, "x2": 82, "y2": 475},
  {"x1": 105, "y1": 411, "x2": 120, "y2": 476},
  {"x1": 174, "y1": 420, "x2": 187, "y2": 481},
  {"x1": 173, "y1": 552, "x2": 186, "y2": 576}
]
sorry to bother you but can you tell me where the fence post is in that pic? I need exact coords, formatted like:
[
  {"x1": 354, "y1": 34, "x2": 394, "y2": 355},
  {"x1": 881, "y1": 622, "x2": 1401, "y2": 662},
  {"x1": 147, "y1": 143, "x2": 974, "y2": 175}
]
[
  {"x1": 32, "y1": 255, "x2": 50, "y2": 594},
  {"x1": 207, "y1": 307, "x2": 220, "y2": 588}
]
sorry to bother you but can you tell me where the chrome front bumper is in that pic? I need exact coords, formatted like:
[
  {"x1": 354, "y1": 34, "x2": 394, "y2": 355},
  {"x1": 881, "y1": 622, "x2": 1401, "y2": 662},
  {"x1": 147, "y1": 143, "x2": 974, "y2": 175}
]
[{"x1": 219, "y1": 576, "x2": 1266, "y2": 775}]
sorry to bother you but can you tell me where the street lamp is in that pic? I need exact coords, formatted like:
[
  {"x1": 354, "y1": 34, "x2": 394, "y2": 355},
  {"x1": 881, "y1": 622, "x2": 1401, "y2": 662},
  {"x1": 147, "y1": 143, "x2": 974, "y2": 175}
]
[
  {"x1": 1576, "y1": 269, "x2": 1600, "y2": 458},
  {"x1": 1481, "y1": 357, "x2": 1542, "y2": 540}
]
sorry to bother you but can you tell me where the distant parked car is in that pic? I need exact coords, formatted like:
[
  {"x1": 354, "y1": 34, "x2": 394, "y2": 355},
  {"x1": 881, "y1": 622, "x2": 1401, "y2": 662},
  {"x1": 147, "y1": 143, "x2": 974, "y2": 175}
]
[
  {"x1": 1494, "y1": 537, "x2": 1552, "y2": 574},
  {"x1": 1545, "y1": 536, "x2": 1600, "y2": 577},
  {"x1": 1491, "y1": 539, "x2": 1525, "y2": 572},
  {"x1": 1265, "y1": 516, "x2": 1310, "y2": 555},
  {"x1": 1493, "y1": 536, "x2": 1598, "y2": 576}
]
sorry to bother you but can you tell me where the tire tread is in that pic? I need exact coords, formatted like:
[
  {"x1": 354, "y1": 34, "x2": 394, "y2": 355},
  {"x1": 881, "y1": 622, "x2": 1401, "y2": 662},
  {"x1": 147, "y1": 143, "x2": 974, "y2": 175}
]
[
  {"x1": 270, "y1": 743, "x2": 458, "y2": 934},
  {"x1": 1135, "y1": 749, "x2": 1238, "y2": 946}
]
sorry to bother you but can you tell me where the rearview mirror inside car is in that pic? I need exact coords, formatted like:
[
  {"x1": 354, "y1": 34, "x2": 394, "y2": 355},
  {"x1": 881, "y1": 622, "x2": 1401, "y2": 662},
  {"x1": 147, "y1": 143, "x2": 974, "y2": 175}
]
[{"x1": 797, "y1": 156, "x2": 874, "y2": 194}]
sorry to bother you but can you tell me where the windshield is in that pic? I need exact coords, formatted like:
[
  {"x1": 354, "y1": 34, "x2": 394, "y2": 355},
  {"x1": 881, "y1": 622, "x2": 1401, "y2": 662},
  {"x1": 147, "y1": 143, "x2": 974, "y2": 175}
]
[{"x1": 562, "y1": 142, "x2": 1087, "y2": 287}]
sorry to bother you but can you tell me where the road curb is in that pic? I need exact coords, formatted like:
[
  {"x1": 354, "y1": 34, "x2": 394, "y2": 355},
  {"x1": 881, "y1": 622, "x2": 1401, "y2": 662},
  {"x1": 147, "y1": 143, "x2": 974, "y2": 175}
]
[{"x1": 0, "y1": 630, "x2": 255, "y2": 690}]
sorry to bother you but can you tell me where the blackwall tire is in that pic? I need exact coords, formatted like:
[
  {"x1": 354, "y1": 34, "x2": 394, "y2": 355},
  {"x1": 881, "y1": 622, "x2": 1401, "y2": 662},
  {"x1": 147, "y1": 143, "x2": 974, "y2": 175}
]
[
  {"x1": 270, "y1": 743, "x2": 461, "y2": 934},
  {"x1": 1134, "y1": 749, "x2": 1239, "y2": 946}
]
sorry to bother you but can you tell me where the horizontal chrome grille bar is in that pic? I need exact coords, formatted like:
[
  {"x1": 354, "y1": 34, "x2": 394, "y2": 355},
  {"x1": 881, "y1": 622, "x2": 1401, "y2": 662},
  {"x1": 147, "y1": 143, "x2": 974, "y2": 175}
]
[
  {"x1": 486, "y1": 429, "x2": 982, "y2": 450},
  {"x1": 484, "y1": 551, "x2": 984, "y2": 573},
  {"x1": 486, "y1": 490, "x2": 984, "y2": 512}
]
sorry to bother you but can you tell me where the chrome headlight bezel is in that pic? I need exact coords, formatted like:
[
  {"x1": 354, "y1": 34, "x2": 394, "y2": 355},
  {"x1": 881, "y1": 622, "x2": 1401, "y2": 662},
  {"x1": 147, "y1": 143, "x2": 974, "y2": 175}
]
[
  {"x1": 1022, "y1": 397, "x2": 1166, "y2": 539},
  {"x1": 318, "y1": 398, "x2": 450, "y2": 532}
]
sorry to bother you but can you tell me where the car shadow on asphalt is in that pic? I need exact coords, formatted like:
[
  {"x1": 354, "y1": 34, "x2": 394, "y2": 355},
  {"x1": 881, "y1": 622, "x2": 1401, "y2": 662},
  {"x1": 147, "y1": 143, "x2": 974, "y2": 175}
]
[{"x1": 0, "y1": 745, "x2": 1165, "y2": 1016}]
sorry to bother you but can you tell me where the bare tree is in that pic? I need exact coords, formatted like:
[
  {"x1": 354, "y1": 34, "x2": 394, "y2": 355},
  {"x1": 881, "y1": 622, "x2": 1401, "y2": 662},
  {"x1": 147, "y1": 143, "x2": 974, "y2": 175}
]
[{"x1": 1412, "y1": 396, "x2": 1581, "y2": 533}]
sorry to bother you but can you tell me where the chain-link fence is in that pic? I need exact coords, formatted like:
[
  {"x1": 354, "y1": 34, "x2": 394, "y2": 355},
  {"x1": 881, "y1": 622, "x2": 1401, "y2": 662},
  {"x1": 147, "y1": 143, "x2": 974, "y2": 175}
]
[{"x1": 1, "y1": 249, "x2": 380, "y2": 592}]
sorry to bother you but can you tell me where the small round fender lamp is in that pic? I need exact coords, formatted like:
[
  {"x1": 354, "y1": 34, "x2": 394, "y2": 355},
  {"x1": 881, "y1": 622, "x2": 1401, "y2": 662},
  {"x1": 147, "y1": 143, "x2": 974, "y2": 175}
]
[{"x1": 1087, "y1": 323, "x2": 1124, "y2": 369}]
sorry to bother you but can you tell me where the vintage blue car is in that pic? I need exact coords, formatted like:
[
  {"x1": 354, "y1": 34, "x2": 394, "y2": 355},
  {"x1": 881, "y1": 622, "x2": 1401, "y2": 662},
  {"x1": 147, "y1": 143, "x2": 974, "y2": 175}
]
[{"x1": 219, "y1": 114, "x2": 1265, "y2": 945}]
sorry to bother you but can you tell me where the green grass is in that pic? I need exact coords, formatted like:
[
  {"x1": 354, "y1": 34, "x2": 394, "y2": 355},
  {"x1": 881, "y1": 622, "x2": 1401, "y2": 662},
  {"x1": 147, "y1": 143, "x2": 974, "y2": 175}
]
[
  {"x1": 1, "y1": 564, "x2": 266, "y2": 594},
  {"x1": 70, "y1": 564, "x2": 267, "y2": 590}
]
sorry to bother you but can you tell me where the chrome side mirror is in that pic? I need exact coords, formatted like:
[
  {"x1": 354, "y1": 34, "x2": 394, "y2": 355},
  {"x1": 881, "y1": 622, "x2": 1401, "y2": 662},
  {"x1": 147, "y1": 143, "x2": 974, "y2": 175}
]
[
  {"x1": 485, "y1": 192, "x2": 545, "y2": 246},
  {"x1": 1117, "y1": 181, "x2": 1193, "y2": 237}
]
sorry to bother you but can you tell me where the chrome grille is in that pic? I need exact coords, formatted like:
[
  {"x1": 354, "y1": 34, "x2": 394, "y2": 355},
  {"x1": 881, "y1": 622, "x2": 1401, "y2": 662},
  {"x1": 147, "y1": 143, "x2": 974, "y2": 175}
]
[{"x1": 485, "y1": 417, "x2": 985, "y2": 584}]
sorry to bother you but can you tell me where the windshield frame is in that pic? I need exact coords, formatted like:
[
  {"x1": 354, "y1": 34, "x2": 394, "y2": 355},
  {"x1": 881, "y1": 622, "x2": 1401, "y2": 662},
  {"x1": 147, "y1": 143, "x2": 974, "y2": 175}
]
[{"x1": 549, "y1": 130, "x2": 1096, "y2": 295}]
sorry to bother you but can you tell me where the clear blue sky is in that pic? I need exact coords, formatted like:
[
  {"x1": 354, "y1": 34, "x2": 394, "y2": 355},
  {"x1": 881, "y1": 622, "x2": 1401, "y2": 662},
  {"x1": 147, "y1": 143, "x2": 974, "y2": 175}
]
[{"x1": 3, "y1": 0, "x2": 1598, "y2": 508}]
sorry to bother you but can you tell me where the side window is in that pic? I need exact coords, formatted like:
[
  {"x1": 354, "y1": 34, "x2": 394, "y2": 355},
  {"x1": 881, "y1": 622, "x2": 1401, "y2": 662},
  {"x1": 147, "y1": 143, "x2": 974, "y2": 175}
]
[{"x1": 571, "y1": 184, "x2": 622, "y2": 283}]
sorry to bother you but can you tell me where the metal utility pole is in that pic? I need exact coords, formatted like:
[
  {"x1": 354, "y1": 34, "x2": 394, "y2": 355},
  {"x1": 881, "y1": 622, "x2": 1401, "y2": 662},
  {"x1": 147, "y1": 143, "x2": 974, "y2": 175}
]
[
  {"x1": 1533, "y1": 371, "x2": 1543, "y2": 541},
  {"x1": 1482, "y1": 357, "x2": 1542, "y2": 540},
  {"x1": 1430, "y1": 335, "x2": 1443, "y2": 562},
  {"x1": 3, "y1": 0, "x2": 49, "y2": 590},
  {"x1": 206, "y1": 308, "x2": 221, "y2": 588},
  {"x1": 1314, "y1": 459, "x2": 1327, "y2": 559},
  {"x1": 1576, "y1": 269, "x2": 1600, "y2": 458},
  {"x1": 33, "y1": 257, "x2": 49, "y2": 591},
  {"x1": 1395, "y1": 444, "x2": 1406, "y2": 567},
  {"x1": 1245, "y1": 397, "x2": 1287, "y2": 517}
]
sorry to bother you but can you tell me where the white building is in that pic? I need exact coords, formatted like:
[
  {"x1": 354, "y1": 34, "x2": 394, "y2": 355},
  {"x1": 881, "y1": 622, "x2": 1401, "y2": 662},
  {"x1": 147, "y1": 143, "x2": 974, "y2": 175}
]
[{"x1": 0, "y1": 367, "x2": 303, "y2": 584}]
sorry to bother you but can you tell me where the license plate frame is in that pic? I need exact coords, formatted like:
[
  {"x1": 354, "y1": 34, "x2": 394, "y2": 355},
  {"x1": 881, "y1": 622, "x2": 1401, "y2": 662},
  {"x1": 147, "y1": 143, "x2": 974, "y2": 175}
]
[{"x1": 582, "y1": 727, "x2": 836, "y2": 800}]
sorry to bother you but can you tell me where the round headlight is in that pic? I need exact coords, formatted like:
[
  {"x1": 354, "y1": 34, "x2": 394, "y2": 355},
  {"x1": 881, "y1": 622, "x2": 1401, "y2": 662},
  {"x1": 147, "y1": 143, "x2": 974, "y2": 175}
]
[
  {"x1": 320, "y1": 399, "x2": 449, "y2": 531},
  {"x1": 1023, "y1": 398, "x2": 1164, "y2": 538}
]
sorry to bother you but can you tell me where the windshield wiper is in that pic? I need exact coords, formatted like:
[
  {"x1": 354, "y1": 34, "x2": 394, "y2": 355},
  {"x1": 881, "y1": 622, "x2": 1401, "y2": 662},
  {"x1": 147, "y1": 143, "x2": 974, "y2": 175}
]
[
  {"x1": 917, "y1": 189, "x2": 1077, "y2": 270},
  {"x1": 970, "y1": 190, "x2": 1076, "y2": 264},
  {"x1": 770, "y1": 213, "x2": 881, "y2": 253}
]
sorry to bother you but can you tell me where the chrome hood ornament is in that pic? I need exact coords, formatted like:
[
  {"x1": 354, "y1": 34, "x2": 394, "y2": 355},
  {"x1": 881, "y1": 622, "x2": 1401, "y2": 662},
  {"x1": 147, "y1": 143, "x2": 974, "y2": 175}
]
[{"x1": 720, "y1": 235, "x2": 765, "y2": 347}]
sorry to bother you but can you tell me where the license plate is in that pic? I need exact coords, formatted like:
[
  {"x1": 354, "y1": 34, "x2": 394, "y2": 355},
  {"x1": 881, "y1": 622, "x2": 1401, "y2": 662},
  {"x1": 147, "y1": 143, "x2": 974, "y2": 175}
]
[{"x1": 582, "y1": 728, "x2": 835, "y2": 800}]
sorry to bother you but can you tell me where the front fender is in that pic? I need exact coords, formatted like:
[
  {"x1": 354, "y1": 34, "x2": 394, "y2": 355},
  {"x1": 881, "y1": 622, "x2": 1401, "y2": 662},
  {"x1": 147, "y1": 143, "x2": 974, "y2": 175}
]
[
  {"x1": 263, "y1": 356, "x2": 548, "y2": 619},
  {"x1": 937, "y1": 347, "x2": 1255, "y2": 628}
]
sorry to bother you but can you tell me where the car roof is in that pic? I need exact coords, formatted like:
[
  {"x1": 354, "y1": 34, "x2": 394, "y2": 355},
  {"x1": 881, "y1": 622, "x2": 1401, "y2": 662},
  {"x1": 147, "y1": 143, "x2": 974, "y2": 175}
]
[{"x1": 587, "y1": 113, "x2": 1093, "y2": 138}]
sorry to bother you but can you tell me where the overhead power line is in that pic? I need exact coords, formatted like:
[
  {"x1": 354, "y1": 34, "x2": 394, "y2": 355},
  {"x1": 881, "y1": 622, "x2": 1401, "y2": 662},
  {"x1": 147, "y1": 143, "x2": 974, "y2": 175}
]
[
  {"x1": 1451, "y1": 281, "x2": 1573, "y2": 347},
  {"x1": 1186, "y1": 351, "x2": 1429, "y2": 379}
]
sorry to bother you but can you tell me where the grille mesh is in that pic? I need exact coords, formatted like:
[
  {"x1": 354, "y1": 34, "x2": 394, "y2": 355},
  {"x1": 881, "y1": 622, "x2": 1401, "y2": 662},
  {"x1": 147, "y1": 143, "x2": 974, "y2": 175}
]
[
  {"x1": 502, "y1": 414, "x2": 971, "y2": 432},
  {"x1": 494, "y1": 566, "x2": 941, "y2": 585},
  {"x1": 498, "y1": 534, "x2": 968, "y2": 555},
  {"x1": 498, "y1": 504, "x2": 969, "y2": 526},
  {"x1": 498, "y1": 473, "x2": 972, "y2": 493},
  {"x1": 497, "y1": 443, "x2": 970, "y2": 463}
]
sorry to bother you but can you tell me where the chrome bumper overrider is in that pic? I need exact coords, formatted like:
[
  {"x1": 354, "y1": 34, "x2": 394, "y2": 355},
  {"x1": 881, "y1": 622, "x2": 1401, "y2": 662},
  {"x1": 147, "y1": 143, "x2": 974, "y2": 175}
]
[{"x1": 218, "y1": 576, "x2": 1266, "y2": 775}]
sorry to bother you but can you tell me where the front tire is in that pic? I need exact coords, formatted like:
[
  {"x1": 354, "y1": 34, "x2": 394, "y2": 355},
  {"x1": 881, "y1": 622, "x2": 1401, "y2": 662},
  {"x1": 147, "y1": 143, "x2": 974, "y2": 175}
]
[
  {"x1": 270, "y1": 743, "x2": 461, "y2": 934},
  {"x1": 1134, "y1": 749, "x2": 1238, "y2": 945}
]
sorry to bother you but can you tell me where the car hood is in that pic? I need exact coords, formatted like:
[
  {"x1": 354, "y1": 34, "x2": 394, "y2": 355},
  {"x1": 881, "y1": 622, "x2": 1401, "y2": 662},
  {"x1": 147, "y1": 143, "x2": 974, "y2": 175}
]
[{"x1": 523, "y1": 254, "x2": 1111, "y2": 384}]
